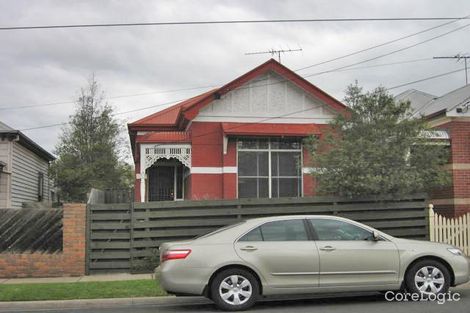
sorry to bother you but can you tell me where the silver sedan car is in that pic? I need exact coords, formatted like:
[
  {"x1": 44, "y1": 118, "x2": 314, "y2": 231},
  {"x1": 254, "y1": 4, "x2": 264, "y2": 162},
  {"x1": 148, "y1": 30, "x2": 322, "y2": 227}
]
[{"x1": 157, "y1": 215, "x2": 470, "y2": 311}]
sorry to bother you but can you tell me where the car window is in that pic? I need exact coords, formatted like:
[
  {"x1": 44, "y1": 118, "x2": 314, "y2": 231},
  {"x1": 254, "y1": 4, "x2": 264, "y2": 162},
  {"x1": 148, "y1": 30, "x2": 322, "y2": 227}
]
[
  {"x1": 239, "y1": 219, "x2": 308, "y2": 241},
  {"x1": 196, "y1": 221, "x2": 246, "y2": 239},
  {"x1": 309, "y1": 218, "x2": 373, "y2": 241},
  {"x1": 239, "y1": 227, "x2": 263, "y2": 241}
]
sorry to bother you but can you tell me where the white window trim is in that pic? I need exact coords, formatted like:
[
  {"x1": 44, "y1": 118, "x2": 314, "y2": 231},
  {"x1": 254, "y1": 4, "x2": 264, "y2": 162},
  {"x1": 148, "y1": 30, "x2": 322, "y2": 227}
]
[{"x1": 190, "y1": 167, "x2": 238, "y2": 174}]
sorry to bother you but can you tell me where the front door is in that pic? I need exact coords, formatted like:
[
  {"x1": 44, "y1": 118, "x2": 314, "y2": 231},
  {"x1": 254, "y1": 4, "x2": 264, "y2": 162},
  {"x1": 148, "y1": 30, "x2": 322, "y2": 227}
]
[
  {"x1": 234, "y1": 218, "x2": 320, "y2": 289},
  {"x1": 309, "y1": 218, "x2": 399, "y2": 287},
  {"x1": 148, "y1": 166, "x2": 174, "y2": 201}
]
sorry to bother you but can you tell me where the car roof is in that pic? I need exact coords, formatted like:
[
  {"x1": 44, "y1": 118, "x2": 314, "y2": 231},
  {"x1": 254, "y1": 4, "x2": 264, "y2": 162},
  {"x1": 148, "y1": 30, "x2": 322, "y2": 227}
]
[
  {"x1": 243, "y1": 215, "x2": 353, "y2": 225},
  {"x1": 246, "y1": 214, "x2": 344, "y2": 221}
]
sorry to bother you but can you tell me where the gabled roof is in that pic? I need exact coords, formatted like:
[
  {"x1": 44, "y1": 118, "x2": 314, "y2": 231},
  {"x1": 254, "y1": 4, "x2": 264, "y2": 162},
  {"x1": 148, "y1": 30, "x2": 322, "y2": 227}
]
[
  {"x1": 424, "y1": 84, "x2": 470, "y2": 117},
  {"x1": 395, "y1": 85, "x2": 470, "y2": 118},
  {"x1": 128, "y1": 59, "x2": 348, "y2": 131},
  {"x1": 394, "y1": 89, "x2": 436, "y2": 116}
]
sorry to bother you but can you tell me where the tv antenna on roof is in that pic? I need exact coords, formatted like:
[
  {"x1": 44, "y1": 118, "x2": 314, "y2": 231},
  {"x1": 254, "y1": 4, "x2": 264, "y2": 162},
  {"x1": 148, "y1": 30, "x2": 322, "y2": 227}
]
[
  {"x1": 434, "y1": 53, "x2": 470, "y2": 85},
  {"x1": 245, "y1": 47, "x2": 302, "y2": 63}
]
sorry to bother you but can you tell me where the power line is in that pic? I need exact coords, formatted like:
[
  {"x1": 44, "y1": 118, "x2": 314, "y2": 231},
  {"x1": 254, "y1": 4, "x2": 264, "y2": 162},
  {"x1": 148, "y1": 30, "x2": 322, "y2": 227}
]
[
  {"x1": 303, "y1": 22, "x2": 470, "y2": 78},
  {"x1": 295, "y1": 15, "x2": 469, "y2": 72},
  {"x1": 2, "y1": 17, "x2": 470, "y2": 31},
  {"x1": 6, "y1": 57, "x2": 424, "y2": 126},
  {"x1": 0, "y1": 85, "x2": 215, "y2": 111},
  {"x1": 4, "y1": 14, "x2": 469, "y2": 112},
  {"x1": 230, "y1": 20, "x2": 469, "y2": 92},
  {"x1": 434, "y1": 54, "x2": 470, "y2": 84},
  {"x1": 386, "y1": 67, "x2": 466, "y2": 90},
  {"x1": 19, "y1": 66, "x2": 465, "y2": 132},
  {"x1": 0, "y1": 58, "x2": 432, "y2": 112},
  {"x1": 18, "y1": 98, "x2": 189, "y2": 131},
  {"x1": 13, "y1": 18, "x2": 470, "y2": 129},
  {"x1": 333, "y1": 58, "x2": 432, "y2": 72}
]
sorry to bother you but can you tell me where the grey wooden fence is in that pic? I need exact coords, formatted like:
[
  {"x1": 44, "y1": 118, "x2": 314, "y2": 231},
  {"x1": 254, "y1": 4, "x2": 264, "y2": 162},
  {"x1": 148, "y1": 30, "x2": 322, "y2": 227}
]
[
  {"x1": 86, "y1": 192, "x2": 428, "y2": 274},
  {"x1": 0, "y1": 208, "x2": 63, "y2": 253}
]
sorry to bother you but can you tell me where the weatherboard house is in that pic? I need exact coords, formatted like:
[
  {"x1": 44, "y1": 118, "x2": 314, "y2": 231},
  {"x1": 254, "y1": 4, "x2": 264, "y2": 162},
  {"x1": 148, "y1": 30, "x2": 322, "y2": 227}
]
[{"x1": 128, "y1": 59, "x2": 347, "y2": 202}]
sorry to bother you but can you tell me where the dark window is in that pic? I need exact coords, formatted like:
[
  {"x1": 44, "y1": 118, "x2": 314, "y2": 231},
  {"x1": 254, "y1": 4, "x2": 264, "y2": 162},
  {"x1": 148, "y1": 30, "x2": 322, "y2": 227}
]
[
  {"x1": 309, "y1": 219, "x2": 373, "y2": 241},
  {"x1": 176, "y1": 165, "x2": 183, "y2": 199},
  {"x1": 238, "y1": 151, "x2": 269, "y2": 198},
  {"x1": 238, "y1": 138, "x2": 269, "y2": 149},
  {"x1": 240, "y1": 219, "x2": 308, "y2": 242},
  {"x1": 37, "y1": 172, "x2": 44, "y2": 201}
]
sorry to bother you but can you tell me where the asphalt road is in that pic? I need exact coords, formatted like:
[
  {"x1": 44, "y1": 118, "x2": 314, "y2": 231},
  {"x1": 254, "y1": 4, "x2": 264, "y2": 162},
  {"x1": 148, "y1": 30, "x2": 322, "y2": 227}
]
[{"x1": 5, "y1": 288, "x2": 470, "y2": 313}]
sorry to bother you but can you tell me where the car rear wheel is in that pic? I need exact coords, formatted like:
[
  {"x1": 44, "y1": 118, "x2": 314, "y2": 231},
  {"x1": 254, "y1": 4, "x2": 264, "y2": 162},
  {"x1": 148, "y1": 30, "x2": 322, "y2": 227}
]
[
  {"x1": 405, "y1": 259, "x2": 450, "y2": 296},
  {"x1": 211, "y1": 268, "x2": 259, "y2": 311}
]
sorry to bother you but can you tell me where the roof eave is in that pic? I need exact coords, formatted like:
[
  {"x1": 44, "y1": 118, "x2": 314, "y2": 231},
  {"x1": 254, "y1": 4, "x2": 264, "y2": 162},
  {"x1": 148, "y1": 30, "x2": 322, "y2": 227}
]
[{"x1": 0, "y1": 130, "x2": 55, "y2": 162}]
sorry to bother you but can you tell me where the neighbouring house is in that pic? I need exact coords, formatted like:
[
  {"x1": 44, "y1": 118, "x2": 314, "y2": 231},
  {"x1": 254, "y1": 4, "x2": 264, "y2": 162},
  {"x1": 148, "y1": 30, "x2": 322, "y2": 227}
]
[
  {"x1": 395, "y1": 85, "x2": 470, "y2": 216},
  {"x1": 128, "y1": 59, "x2": 348, "y2": 202},
  {"x1": 0, "y1": 121, "x2": 55, "y2": 208}
]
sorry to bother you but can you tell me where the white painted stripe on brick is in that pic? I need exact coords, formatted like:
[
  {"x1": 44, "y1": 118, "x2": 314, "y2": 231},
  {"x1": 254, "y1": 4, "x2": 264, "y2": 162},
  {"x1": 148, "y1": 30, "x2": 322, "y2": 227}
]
[
  {"x1": 302, "y1": 167, "x2": 314, "y2": 174},
  {"x1": 191, "y1": 167, "x2": 238, "y2": 174},
  {"x1": 223, "y1": 166, "x2": 237, "y2": 173},
  {"x1": 191, "y1": 167, "x2": 222, "y2": 174}
]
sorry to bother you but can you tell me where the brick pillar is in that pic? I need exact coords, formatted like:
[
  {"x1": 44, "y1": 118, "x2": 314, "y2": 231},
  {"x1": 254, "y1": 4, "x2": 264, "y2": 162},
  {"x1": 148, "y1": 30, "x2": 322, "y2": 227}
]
[{"x1": 62, "y1": 203, "x2": 86, "y2": 276}]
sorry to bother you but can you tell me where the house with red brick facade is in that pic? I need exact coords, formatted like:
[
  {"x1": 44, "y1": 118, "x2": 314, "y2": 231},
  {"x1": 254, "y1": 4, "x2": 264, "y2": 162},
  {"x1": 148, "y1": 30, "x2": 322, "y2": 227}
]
[
  {"x1": 128, "y1": 59, "x2": 348, "y2": 202},
  {"x1": 395, "y1": 85, "x2": 470, "y2": 216}
]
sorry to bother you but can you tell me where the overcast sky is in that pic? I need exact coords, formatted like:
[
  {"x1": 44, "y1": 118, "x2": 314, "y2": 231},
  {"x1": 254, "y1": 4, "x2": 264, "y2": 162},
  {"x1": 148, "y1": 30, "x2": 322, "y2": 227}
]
[{"x1": 1, "y1": 0, "x2": 470, "y2": 156}]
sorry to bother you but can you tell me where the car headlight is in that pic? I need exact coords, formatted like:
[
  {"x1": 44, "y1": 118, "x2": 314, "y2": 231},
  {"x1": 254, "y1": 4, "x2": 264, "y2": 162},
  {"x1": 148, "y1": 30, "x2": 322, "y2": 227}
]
[{"x1": 448, "y1": 248, "x2": 463, "y2": 256}]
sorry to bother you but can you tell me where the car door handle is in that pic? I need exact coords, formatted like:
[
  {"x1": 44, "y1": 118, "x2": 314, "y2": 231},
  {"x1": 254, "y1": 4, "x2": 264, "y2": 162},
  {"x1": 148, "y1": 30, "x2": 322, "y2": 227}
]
[
  {"x1": 320, "y1": 246, "x2": 336, "y2": 251},
  {"x1": 240, "y1": 246, "x2": 258, "y2": 251}
]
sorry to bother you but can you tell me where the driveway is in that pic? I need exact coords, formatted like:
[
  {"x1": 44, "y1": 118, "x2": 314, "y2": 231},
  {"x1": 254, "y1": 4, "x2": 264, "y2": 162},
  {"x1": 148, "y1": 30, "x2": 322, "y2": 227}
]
[{"x1": 2, "y1": 287, "x2": 469, "y2": 313}]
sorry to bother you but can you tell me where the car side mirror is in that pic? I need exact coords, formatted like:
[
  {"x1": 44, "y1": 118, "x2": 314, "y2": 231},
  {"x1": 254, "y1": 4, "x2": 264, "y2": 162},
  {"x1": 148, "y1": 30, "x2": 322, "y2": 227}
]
[{"x1": 372, "y1": 231, "x2": 380, "y2": 241}]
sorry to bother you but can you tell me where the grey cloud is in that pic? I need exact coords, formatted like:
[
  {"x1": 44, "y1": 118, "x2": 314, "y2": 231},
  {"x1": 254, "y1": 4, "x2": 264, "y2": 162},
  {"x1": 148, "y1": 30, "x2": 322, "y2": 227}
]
[{"x1": 1, "y1": 0, "x2": 470, "y2": 153}]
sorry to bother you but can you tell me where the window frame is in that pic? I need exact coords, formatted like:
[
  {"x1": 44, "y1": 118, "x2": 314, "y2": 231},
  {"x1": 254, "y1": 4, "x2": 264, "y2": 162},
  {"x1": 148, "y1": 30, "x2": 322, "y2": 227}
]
[{"x1": 236, "y1": 137, "x2": 304, "y2": 199}]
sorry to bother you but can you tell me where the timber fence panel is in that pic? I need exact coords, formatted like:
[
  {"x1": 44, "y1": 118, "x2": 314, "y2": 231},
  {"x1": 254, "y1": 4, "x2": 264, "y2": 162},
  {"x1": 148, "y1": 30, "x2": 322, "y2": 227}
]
[{"x1": 86, "y1": 194, "x2": 427, "y2": 274}]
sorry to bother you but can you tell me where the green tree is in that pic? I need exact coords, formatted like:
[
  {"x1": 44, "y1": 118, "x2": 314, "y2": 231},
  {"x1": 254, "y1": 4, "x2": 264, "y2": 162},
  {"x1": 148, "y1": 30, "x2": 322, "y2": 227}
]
[
  {"x1": 50, "y1": 76, "x2": 133, "y2": 202},
  {"x1": 306, "y1": 83, "x2": 450, "y2": 198}
]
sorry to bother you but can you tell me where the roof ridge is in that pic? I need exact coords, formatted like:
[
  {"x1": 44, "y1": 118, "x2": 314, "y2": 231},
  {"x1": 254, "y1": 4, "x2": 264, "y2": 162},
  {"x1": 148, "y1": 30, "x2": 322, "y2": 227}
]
[{"x1": 437, "y1": 83, "x2": 470, "y2": 99}]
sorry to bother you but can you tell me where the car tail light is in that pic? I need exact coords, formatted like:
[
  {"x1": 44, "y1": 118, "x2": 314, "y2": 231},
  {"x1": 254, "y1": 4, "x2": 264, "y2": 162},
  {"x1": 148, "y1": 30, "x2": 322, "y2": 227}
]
[{"x1": 161, "y1": 249, "x2": 191, "y2": 262}]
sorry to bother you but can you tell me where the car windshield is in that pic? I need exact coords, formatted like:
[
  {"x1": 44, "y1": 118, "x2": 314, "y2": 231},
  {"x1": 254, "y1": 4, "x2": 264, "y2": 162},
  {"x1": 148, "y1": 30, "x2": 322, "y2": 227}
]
[{"x1": 195, "y1": 221, "x2": 246, "y2": 239}]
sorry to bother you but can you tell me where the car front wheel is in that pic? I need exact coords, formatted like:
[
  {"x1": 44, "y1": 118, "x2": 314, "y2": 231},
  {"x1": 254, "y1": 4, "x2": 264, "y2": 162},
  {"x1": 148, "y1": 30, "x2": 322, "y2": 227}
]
[
  {"x1": 211, "y1": 268, "x2": 259, "y2": 311},
  {"x1": 405, "y1": 259, "x2": 450, "y2": 296}
]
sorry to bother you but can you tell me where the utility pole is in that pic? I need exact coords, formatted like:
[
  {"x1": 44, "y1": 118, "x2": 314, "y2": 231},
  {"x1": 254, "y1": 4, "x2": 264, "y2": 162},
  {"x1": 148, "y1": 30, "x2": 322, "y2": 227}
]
[
  {"x1": 245, "y1": 47, "x2": 302, "y2": 63},
  {"x1": 434, "y1": 54, "x2": 470, "y2": 85}
]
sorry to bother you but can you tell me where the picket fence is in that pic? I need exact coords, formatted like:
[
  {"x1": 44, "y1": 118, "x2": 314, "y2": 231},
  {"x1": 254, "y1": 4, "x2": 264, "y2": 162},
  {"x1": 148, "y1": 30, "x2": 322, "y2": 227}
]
[{"x1": 429, "y1": 208, "x2": 470, "y2": 256}]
